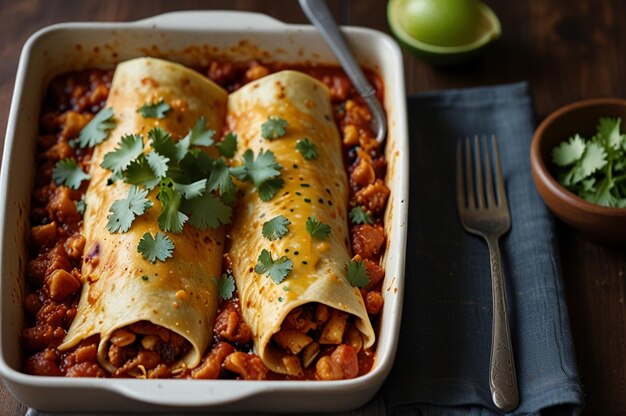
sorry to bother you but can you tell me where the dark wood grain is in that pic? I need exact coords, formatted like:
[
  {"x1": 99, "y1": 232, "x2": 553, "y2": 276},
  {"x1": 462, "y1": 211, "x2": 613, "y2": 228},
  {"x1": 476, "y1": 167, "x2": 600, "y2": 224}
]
[{"x1": 1, "y1": 0, "x2": 626, "y2": 414}]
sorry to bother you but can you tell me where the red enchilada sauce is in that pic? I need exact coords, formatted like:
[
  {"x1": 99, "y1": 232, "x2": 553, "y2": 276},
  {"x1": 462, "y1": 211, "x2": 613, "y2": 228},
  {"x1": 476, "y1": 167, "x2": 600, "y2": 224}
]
[{"x1": 23, "y1": 60, "x2": 389, "y2": 380}]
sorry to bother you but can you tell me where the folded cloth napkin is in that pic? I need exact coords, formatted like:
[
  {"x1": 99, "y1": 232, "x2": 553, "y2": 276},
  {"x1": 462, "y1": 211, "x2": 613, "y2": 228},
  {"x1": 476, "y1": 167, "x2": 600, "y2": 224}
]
[{"x1": 382, "y1": 82, "x2": 584, "y2": 415}]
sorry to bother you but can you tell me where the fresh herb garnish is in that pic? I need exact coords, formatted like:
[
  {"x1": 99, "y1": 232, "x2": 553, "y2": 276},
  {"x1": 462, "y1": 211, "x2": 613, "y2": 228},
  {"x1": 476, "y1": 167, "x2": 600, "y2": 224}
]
[
  {"x1": 255, "y1": 249, "x2": 293, "y2": 284},
  {"x1": 346, "y1": 260, "x2": 370, "y2": 288},
  {"x1": 231, "y1": 149, "x2": 284, "y2": 201},
  {"x1": 217, "y1": 273, "x2": 236, "y2": 300},
  {"x1": 262, "y1": 215, "x2": 291, "y2": 241},
  {"x1": 349, "y1": 206, "x2": 373, "y2": 224},
  {"x1": 137, "y1": 231, "x2": 174, "y2": 263},
  {"x1": 156, "y1": 180, "x2": 188, "y2": 233},
  {"x1": 75, "y1": 196, "x2": 86, "y2": 214},
  {"x1": 183, "y1": 117, "x2": 215, "y2": 147},
  {"x1": 106, "y1": 185, "x2": 153, "y2": 233},
  {"x1": 100, "y1": 118, "x2": 242, "y2": 262},
  {"x1": 217, "y1": 132, "x2": 238, "y2": 158},
  {"x1": 207, "y1": 158, "x2": 237, "y2": 204},
  {"x1": 551, "y1": 117, "x2": 626, "y2": 207},
  {"x1": 296, "y1": 138, "x2": 318, "y2": 160},
  {"x1": 184, "y1": 191, "x2": 233, "y2": 230},
  {"x1": 138, "y1": 99, "x2": 171, "y2": 119},
  {"x1": 261, "y1": 116, "x2": 288, "y2": 139},
  {"x1": 52, "y1": 158, "x2": 91, "y2": 190},
  {"x1": 77, "y1": 107, "x2": 116, "y2": 148},
  {"x1": 306, "y1": 216, "x2": 331, "y2": 240},
  {"x1": 100, "y1": 134, "x2": 144, "y2": 175}
]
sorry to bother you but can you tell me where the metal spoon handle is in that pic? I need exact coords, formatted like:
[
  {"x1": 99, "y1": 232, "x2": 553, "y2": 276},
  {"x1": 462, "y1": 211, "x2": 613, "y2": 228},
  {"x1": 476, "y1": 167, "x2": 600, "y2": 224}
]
[{"x1": 299, "y1": 0, "x2": 387, "y2": 142}]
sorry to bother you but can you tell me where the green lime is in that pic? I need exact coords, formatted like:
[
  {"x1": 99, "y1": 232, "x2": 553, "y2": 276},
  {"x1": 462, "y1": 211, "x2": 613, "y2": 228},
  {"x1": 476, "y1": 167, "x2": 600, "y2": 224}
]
[{"x1": 387, "y1": 0, "x2": 501, "y2": 66}]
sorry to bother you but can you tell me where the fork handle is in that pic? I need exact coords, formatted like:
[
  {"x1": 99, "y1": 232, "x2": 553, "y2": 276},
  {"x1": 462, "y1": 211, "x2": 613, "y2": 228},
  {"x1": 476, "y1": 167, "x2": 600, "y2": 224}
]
[{"x1": 486, "y1": 236, "x2": 519, "y2": 412}]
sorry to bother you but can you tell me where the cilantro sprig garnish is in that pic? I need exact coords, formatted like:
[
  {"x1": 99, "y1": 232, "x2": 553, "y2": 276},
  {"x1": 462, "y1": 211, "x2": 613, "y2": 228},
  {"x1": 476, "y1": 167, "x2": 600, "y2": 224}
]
[
  {"x1": 106, "y1": 186, "x2": 153, "y2": 233},
  {"x1": 262, "y1": 215, "x2": 291, "y2": 241},
  {"x1": 346, "y1": 260, "x2": 370, "y2": 288},
  {"x1": 78, "y1": 107, "x2": 116, "y2": 148},
  {"x1": 349, "y1": 206, "x2": 373, "y2": 224},
  {"x1": 255, "y1": 249, "x2": 293, "y2": 284},
  {"x1": 216, "y1": 273, "x2": 236, "y2": 300},
  {"x1": 551, "y1": 117, "x2": 626, "y2": 208},
  {"x1": 183, "y1": 117, "x2": 216, "y2": 147},
  {"x1": 101, "y1": 134, "x2": 144, "y2": 174},
  {"x1": 100, "y1": 120, "x2": 241, "y2": 264},
  {"x1": 296, "y1": 138, "x2": 318, "y2": 160},
  {"x1": 137, "y1": 232, "x2": 174, "y2": 263},
  {"x1": 138, "y1": 99, "x2": 171, "y2": 119},
  {"x1": 306, "y1": 216, "x2": 331, "y2": 240},
  {"x1": 52, "y1": 158, "x2": 91, "y2": 190},
  {"x1": 217, "y1": 132, "x2": 238, "y2": 158},
  {"x1": 261, "y1": 116, "x2": 288, "y2": 139},
  {"x1": 231, "y1": 149, "x2": 284, "y2": 201}
]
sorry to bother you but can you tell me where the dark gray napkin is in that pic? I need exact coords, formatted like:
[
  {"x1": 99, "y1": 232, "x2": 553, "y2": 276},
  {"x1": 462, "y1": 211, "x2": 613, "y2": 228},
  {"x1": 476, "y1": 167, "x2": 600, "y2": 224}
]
[{"x1": 382, "y1": 82, "x2": 584, "y2": 415}]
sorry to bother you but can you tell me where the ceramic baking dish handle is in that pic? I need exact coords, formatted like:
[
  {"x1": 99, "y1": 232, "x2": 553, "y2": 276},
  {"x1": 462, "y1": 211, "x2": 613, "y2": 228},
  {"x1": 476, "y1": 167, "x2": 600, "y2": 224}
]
[{"x1": 133, "y1": 11, "x2": 287, "y2": 30}]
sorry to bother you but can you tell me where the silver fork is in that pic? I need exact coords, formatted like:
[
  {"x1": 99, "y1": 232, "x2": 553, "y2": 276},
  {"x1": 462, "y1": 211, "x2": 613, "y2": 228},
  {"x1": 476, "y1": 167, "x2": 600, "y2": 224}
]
[{"x1": 456, "y1": 135, "x2": 519, "y2": 412}]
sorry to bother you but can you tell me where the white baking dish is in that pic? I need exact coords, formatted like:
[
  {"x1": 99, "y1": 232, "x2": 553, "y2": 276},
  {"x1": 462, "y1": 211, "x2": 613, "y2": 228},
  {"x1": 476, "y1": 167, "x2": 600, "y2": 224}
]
[{"x1": 0, "y1": 11, "x2": 408, "y2": 413}]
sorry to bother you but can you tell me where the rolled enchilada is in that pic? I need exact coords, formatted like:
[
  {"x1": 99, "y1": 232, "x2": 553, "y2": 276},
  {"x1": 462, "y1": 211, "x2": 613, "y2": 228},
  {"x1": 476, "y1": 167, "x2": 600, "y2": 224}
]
[
  {"x1": 227, "y1": 70, "x2": 375, "y2": 377},
  {"x1": 59, "y1": 58, "x2": 228, "y2": 375}
]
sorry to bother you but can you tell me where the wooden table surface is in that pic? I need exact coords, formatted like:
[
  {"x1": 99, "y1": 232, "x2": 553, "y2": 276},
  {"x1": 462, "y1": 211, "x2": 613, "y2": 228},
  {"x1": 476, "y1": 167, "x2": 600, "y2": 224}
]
[{"x1": 1, "y1": 0, "x2": 625, "y2": 414}]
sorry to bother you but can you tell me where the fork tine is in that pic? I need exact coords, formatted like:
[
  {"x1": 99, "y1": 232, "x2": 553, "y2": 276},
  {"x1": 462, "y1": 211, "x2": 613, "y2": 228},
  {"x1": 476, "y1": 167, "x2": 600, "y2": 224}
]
[
  {"x1": 464, "y1": 137, "x2": 475, "y2": 209},
  {"x1": 492, "y1": 135, "x2": 508, "y2": 207},
  {"x1": 456, "y1": 139, "x2": 466, "y2": 210},
  {"x1": 473, "y1": 135, "x2": 485, "y2": 209},
  {"x1": 483, "y1": 135, "x2": 496, "y2": 207}
]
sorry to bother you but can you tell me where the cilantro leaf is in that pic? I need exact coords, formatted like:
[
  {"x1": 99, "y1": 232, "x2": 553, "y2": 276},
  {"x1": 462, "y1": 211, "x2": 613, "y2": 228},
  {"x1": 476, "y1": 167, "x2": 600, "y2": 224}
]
[
  {"x1": 261, "y1": 116, "x2": 288, "y2": 139},
  {"x1": 173, "y1": 179, "x2": 207, "y2": 199},
  {"x1": 106, "y1": 186, "x2": 153, "y2": 233},
  {"x1": 146, "y1": 151, "x2": 169, "y2": 178},
  {"x1": 552, "y1": 135, "x2": 585, "y2": 167},
  {"x1": 52, "y1": 158, "x2": 90, "y2": 190},
  {"x1": 217, "y1": 273, "x2": 236, "y2": 300},
  {"x1": 126, "y1": 155, "x2": 161, "y2": 190},
  {"x1": 245, "y1": 149, "x2": 282, "y2": 184},
  {"x1": 183, "y1": 117, "x2": 215, "y2": 147},
  {"x1": 184, "y1": 191, "x2": 232, "y2": 230},
  {"x1": 306, "y1": 216, "x2": 331, "y2": 240},
  {"x1": 296, "y1": 138, "x2": 318, "y2": 160},
  {"x1": 157, "y1": 180, "x2": 188, "y2": 233},
  {"x1": 101, "y1": 134, "x2": 144, "y2": 174},
  {"x1": 149, "y1": 127, "x2": 180, "y2": 163},
  {"x1": 580, "y1": 142, "x2": 608, "y2": 178},
  {"x1": 597, "y1": 117, "x2": 624, "y2": 150},
  {"x1": 178, "y1": 149, "x2": 214, "y2": 183},
  {"x1": 349, "y1": 206, "x2": 373, "y2": 224},
  {"x1": 262, "y1": 215, "x2": 291, "y2": 241},
  {"x1": 258, "y1": 177, "x2": 285, "y2": 202},
  {"x1": 137, "y1": 232, "x2": 174, "y2": 263},
  {"x1": 77, "y1": 107, "x2": 116, "y2": 148},
  {"x1": 207, "y1": 158, "x2": 237, "y2": 204},
  {"x1": 255, "y1": 249, "x2": 293, "y2": 284},
  {"x1": 232, "y1": 149, "x2": 284, "y2": 201},
  {"x1": 346, "y1": 260, "x2": 370, "y2": 288},
  {"x1": 138, "y1": 99, "x2": 171, "y2": 119},
  {"x1": 217, "y1": 132, "x2": 237, "y2": 158},
  {"x1": 75, "y1": 196, "x2": 86, "y2": 214}
]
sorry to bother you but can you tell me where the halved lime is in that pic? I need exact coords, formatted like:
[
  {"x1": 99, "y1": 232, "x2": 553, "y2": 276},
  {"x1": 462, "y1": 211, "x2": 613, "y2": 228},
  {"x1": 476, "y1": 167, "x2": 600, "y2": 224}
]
[{"x1": 387, "y1": 0, "x2": 501, "y2": 66}]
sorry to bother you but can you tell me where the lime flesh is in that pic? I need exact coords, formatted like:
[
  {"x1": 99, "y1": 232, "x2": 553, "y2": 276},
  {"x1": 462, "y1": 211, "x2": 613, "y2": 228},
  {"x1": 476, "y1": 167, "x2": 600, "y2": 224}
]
[{"x1": 388, "y1": 0, "x2": 501, "y2": 65}]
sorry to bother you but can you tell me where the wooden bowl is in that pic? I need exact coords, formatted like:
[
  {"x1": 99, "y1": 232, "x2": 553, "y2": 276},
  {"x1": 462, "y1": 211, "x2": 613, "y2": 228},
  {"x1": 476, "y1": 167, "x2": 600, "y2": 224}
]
[{"x1": 530, "y1": 98, "x2": 626, "y2": 244}]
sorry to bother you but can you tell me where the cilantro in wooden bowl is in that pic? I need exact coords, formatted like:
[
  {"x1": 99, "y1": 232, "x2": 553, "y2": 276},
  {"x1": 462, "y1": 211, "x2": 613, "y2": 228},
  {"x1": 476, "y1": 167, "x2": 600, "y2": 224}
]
[
  {"x1": 530, "y1": 98, "x2": 626, "y2": 244},
  {"x1": 551, "y1": 117, "x2": 626, "y2": 208}
]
